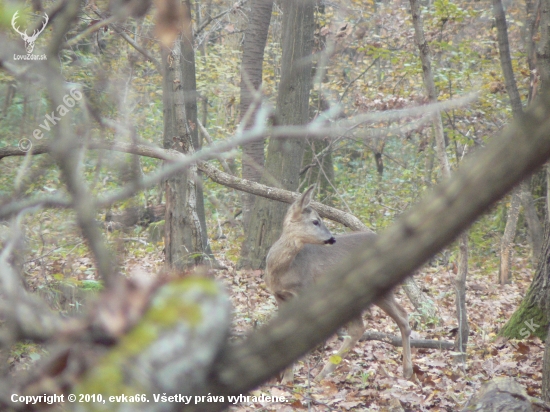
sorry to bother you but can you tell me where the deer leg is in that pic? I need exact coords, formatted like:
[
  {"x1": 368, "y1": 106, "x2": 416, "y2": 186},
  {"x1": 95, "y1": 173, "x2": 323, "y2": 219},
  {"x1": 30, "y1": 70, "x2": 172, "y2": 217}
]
[
  {"x1": 275, "y1": 292, "x2": 298, "y2": 385},
  {"x1": 376, "y1": 292, "x2": 413, "y2": 379},
  {"x1": 315, "y1": 316, "x2": 365, "y2": 382},
  {"x1": 281, "y1": 365, "x2": 294, "y2": 384}
]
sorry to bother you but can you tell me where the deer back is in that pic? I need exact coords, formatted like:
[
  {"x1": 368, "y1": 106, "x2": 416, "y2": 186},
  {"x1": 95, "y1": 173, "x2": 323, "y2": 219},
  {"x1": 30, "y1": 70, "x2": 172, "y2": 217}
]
[
  {"x1": 291, "y1": 231, "x2": 377, "y2": 283},
  {"x1": 269, "y1": 231, "x2": 377, "y2": 303}
]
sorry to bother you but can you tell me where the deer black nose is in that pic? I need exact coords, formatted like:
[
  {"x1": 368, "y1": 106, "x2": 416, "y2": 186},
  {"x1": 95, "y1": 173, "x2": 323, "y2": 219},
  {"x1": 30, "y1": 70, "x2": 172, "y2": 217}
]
[{"x1": 324, "y1": 237, "x2": 336, "y2": 245}]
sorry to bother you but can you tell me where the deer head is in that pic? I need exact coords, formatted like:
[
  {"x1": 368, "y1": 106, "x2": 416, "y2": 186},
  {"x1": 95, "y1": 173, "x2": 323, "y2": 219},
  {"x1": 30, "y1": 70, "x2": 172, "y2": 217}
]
[
  {"x1": 283, "y1": 185, "x2": 336, "y2": 246},
  {"x1": 12, "y1": 11, "x2": 49, "y2": 54}
]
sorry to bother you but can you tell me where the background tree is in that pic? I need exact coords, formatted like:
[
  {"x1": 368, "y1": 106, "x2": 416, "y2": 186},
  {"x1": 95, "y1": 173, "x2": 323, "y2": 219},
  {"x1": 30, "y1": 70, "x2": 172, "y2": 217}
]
[
  {"x1": 162, "y1": 2, "x2": 205, "y2": 269},
  {"x1": 239, "y1": 0, "x2": 315, "y2": 269},
  {"x1": 238, "y1": 0, "x2": 274, "y2": 230},
  {"x1": 409, "y1": 0, "x2": 470, "y2": 355}
]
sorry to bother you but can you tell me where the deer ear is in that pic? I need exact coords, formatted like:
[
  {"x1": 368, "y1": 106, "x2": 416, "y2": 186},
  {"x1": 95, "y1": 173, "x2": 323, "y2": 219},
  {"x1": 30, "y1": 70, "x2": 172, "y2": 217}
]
[{"x1": 298, "y1": 185, "x2": 316, "y2": 210}]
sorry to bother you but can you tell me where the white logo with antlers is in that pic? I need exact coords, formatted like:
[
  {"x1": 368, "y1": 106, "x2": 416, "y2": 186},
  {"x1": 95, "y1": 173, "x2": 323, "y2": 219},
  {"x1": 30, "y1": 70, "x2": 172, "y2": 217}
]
[{"x1": 12, "y1": 11, "x2": 49, "y2": 54}]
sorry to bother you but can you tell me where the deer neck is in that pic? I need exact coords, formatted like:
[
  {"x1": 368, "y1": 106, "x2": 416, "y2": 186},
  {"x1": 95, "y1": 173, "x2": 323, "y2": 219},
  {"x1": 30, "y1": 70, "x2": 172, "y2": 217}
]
[{"x1": 266, "y1": 233, "x2": 304, "y2": 278}]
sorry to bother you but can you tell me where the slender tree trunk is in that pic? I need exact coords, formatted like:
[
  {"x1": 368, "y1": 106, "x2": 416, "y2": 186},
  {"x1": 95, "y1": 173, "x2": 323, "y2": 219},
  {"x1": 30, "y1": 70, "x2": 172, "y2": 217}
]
[
  {"x1": 239, "y1": 0, "x2": 315, "y2": 269},
  {"x1": 539, "y1": 0, "x2": 550, "y2": 89},
  {"x1": 493, "y1": 0, "x2": 524, "y2": 114},
  {"x1": 162, "y1": 31, "x2": 204, "y2": 269},
  {"x1": 239, "y1": 0, "x2": 274, "y2": 230},
  {"x1": 521, "y1": 179, "x2": 543, "y2": 260},
  {"x1": 493, "y1": 0, "x2": 525, "y2": 283},
  {"x1": 500, "y1": 187, "x2": 521, "y2": 284},
  {"x1": 409, "y1": 0, "x2": 470, "y2": 355},
  {"x1": 493, "y1": 0, "x2": 544, "y2": 279},
  {"x1": 180, "y1": 0, "x2": 213, "y2": 260}
]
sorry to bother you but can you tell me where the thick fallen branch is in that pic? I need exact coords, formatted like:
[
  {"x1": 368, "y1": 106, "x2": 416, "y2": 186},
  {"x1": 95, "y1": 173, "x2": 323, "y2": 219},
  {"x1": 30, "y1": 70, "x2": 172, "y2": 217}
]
[
  {"x1": 197, "y1": 162, "x2": 369, "y2": 231},
  {"x1": 360, "y1": 331, "x2": 454, "y2": 349}
]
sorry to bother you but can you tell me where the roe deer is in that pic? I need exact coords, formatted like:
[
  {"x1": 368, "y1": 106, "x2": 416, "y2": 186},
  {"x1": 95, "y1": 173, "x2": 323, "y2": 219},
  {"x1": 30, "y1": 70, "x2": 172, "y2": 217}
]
[{"x1": 265, "y1": 185, "x2": 413, "y2": 383}]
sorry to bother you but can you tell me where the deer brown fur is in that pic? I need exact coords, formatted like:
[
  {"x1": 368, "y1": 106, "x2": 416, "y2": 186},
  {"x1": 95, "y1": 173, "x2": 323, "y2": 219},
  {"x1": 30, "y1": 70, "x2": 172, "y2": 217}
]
[{"x1": 265, "y1": 185, "x2": 413, "y2": 383}]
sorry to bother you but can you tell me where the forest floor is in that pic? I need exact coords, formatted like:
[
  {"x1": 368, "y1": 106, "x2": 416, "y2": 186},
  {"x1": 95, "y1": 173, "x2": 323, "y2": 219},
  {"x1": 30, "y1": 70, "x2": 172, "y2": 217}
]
[
  {"x1": 209, "y1": 251, "x2": 543, "y2": 412},
  {"x1": 16, "y1": 233, "x2": 543, "y2": 412}
]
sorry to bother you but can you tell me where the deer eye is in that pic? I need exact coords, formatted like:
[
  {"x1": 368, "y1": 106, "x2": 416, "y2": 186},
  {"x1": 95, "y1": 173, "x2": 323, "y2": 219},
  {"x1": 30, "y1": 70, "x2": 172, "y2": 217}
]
[{"x1": 312, "y1": 219, "x2": 320, "y2": 226}]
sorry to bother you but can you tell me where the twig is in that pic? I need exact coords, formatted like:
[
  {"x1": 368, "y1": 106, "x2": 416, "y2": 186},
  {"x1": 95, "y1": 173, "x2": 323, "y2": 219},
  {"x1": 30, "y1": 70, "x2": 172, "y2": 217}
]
[
  {"x1": 195, "y1": 0, "x2": 248, "y2": 37},
  {"x1": 339, "y1": 58, "x2": 380, "y2": 103},
  {"x1": 197, "y1": 119, "x2": 233, "y2": 175}
]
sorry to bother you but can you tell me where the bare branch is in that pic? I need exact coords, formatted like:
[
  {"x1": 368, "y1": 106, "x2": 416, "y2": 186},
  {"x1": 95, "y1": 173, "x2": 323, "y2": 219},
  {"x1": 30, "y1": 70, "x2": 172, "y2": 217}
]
[
  {"x1": 0, "y1": 140, "x2": 368, "y2": 231},
  {"x1": 64, "y1": 15, "x2": 117, "y2": 47},
  {"x1": 195, "y1": 0, "x2": 248, "y2": 37}
]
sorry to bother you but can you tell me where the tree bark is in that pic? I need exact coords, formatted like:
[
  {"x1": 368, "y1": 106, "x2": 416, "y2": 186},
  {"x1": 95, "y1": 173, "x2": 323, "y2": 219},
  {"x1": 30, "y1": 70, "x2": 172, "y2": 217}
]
[
  {"x1": 493, "y1": 0, "x2": 524, "y2": 115},
  {"x1": 239, "y1": 0, "x2": 315, "y2": 269},
  {"x1": 500, "y1": 186, "x2": 521, "y2": 284},
  {"x1": 180, "y1": 0, "x2": 213, "y2": 260},
  {"x1": 539, "y1": 0, "x2": 550, "y2": 88},
  {"x1": 239, "y1": 0, "x2": 274, "y2": 230},
  {"x1": 521, "y1": 179, "x2": 543, "y2": 261},
  {"x1": 402, "y1": 277, "x2": 439, "y2": 323},
  {"x1": 500, "y1": 223, "x2": 550, "y2": 340},
  {"x1": 162, "y1": 35, "x2": 204, "y2": 269}
]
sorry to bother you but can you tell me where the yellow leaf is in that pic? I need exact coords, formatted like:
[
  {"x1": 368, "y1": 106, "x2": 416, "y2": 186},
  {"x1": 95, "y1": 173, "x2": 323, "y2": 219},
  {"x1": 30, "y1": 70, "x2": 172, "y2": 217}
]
[{"x1": 329, "y1": 355, "x2": 342, "y2": 365}]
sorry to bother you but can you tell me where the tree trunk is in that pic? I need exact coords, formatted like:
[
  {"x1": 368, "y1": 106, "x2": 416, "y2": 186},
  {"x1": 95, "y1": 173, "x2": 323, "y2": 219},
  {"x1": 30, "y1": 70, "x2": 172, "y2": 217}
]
[
  {"x1": 521, "y1": 179, "x2": 543, "y2": 260},
  {"x1": 493, "y1": 0, "x2": 535, "y2": 284},
  {"x1": 537, "y1": 1, "x2": 550, "y2": 399},
  {"x1": 180, "y1": 0, "x2": 213, "y2": 261},
  {"x1": 239, "y1": 0, "x2": 315, "y2": 269},
  {"x1": 539, "y1": 0, "x2": 550, "y2": 89},
  {"x1": 162, "y1": 33, "x2": 204, "y2": 269},
  {"x1": 493, "y1": 0, "x2": 524, "y2": 115},
  {"x1": 500, "y1": 223, "x2": 550, "y2": 340},
  {"x1": 494, "y1": 0, "x2": 544, "y2": 273},
  {"x1": 409, "y1": 0, "x2": 470, "y2": 355},
  {"x1": 239, "y1": 0, "x2": 274, "y2": 230},
  {"x1": 455, "y1": 233, "x2": 469, "y2": 355},
  {"x1": 500, "y1": 187, "x2": 521, "y2": 284}
]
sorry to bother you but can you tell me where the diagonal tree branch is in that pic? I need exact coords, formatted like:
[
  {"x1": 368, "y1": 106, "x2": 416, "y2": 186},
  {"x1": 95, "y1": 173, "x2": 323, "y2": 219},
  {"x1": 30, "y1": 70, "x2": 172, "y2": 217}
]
[{"x1": 187, "y1": 89, "x2": 550, "y2": 411}]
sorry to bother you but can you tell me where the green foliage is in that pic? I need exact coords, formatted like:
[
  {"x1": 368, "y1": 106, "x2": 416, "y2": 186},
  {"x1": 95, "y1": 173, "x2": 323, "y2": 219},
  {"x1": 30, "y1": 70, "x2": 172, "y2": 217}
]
[
  {"x1": 81, "y1": 279, "x2": 104, "y2": 292},
  {"x1": 10, "y1": 341, "x2": 43, "y2": 363},
  {"x1": 409, "y1": 298, "x2": 440, "y2": 328}
]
